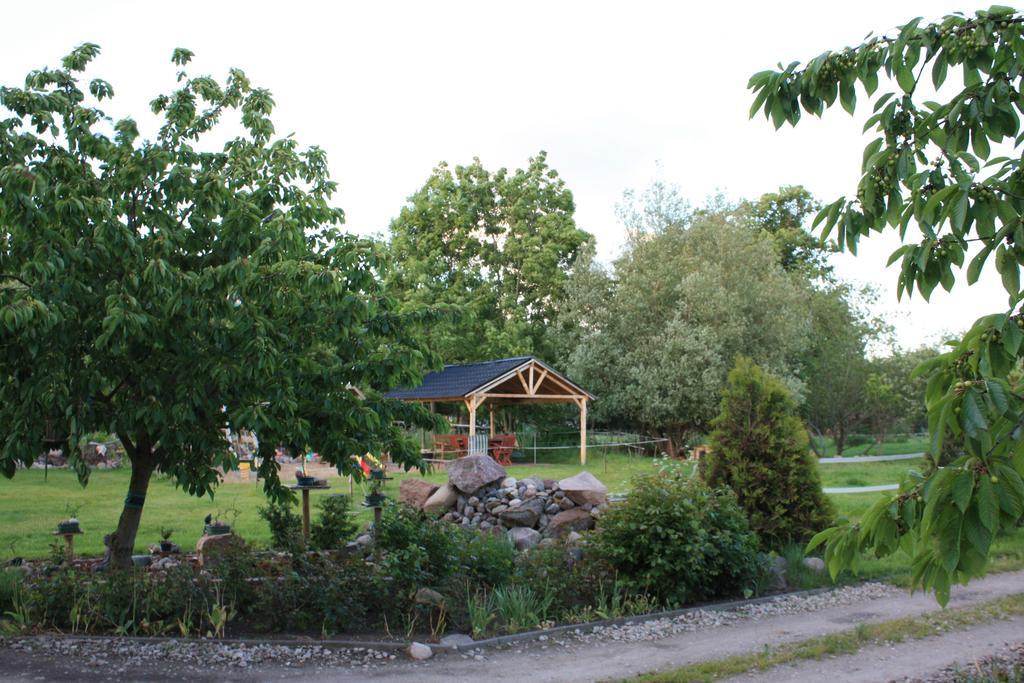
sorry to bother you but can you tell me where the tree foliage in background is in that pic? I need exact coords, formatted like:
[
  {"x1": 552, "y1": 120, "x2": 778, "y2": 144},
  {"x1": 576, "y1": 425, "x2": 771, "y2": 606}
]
[
  {"x1": 0, "y1": 45, "x2": 442, "y2": 567},
  {"x1": 750, "y1": 5, "x2": 1024, "y2": 602},
  {"x1": 702, "y1": 357, "x2": 835, "y2": 549},
  {"x1": 743, "y1": 185, "x2": 834, "y2": 278},
  {"x1": 801, "y1": 285, "x2": 889, "y2": 455},
  {"x1": 387, "y1": 153, "x2": 592, "y2": 364},
  {"x1": 561, "y1": 193, "x2": 813, "y2": 454}
]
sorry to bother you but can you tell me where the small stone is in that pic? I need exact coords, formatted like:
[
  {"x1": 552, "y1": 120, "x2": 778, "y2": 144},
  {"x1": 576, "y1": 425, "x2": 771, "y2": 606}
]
[
  {"x1": 545, "y1": 503, "x2": 561, "y2": 515},
  {"x1": 467, "y1": 496, "x2": 480, "y2": 506},
  {"x1": 500, "y1": 477, "x2": 518, "y2": 488},
  {"x1": 508, "y1": 498, "x2": 523, "y2": 508},
  {"x1": 407, "y1": 642, "x2": 433, "y2": 660},
  {"x1": 802, "y1": 557, "x2": 826, "y2": 574},
  {"x1": 558, "y1": 497, "x2": 576, "y2": 510},
  {"x1": 439, "y1": 633, "x2": 475, "y2": 649}
]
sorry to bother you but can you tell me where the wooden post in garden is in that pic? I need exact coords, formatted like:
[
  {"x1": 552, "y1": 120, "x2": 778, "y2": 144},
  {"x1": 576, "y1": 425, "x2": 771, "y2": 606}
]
[
  {"x1": 301, "y1": 488, "x2": 311, "y2": 542},
  {"x1": 578, "y1": 398, "x2": 588, "y2": 465}
]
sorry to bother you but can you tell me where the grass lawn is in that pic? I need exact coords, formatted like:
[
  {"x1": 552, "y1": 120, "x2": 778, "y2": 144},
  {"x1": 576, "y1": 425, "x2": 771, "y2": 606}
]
[
  {"x1": 0, "y1": 451, "x2": 662, "y2": 559},
  {"x1": 810, "y1": 434, "x2": 929, "y2": 458},
  {"x1": 817, "y1": 459, "x2": 922, "y2": 489},
  {"x1": 3, "y1": 451, "x2": 1021, "y2": 586}
]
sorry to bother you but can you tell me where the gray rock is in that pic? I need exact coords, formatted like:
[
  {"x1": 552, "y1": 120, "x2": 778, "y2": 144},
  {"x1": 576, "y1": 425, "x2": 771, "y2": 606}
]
[
  {"x1": 500, "y1": 477, "x2": 518, "y2": 489},
  {"x1": 508, "y1": 527, "x2": 542, "y2": 551},
  {"x1": 448, "y1": 455, "x2": 507, "y2": 494},
  {"x1": 523, "y1": 475, "x2": 546, "y2": 491},
  {"x1": 439, "y1": 633, "x2": 475, "y2": 649},
  {"x1": 499, "y1": 497, "x2": 546, "y2": 527},
  {"x1": 566, "y1": 531, "x2": 583, "y2": 546},
  {"x1": 802, "y1": 557, "x2": 826, "y2": 574},
  {"x1": 558, "y1": 471, "x2": 609, "y2": 506},
  {"x1": 424, "y1": 483, "x2": 459, "y2": 514},
  {"x1": 492, "y1": 504, "x2": 508, "y2": 514},
  {"x1": 415, "y1": 587, "x2": 445, "y2": 607},
  {"x1": 467, "y1": 496, "x2": 480, "y2": 506},
  {"x1": 545, "y1": 503, "x2": 561, "y2": 515},
  {"x1": 355, "y1": 534, "x2": 372, "y2": 547},
  {"x1": 407, "y1": 642, "x2": 433, "y2": 660},
  {"x1": 558, "y1": 497, "x2": 576, "y2": 510},
  {"x1": 508, "y1": 498, "x2": 523, "y2": 508},
  {"x1": 547, "y1": 508, "x2": 595, "y2": 537}
]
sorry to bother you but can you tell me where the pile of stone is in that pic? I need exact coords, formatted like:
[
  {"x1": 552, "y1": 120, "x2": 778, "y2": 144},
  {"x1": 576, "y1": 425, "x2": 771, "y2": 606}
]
[{"x1": 398, "y1": 455, "x2": 609, "y2": 550}]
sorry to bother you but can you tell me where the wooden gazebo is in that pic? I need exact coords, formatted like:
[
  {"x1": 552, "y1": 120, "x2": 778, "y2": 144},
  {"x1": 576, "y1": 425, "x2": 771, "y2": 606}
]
[{"x1": 386, "y1": 356, "x2": 595, "y2": 464}]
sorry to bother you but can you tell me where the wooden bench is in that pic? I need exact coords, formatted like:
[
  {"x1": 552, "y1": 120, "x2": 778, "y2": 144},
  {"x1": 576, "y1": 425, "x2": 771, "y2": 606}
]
[
  {"x1": 433, "y1": 434, "x2": 469, "y2": 459},
  {"x1": 488, "y1": 434, "x2": 517, "y2": 466}
]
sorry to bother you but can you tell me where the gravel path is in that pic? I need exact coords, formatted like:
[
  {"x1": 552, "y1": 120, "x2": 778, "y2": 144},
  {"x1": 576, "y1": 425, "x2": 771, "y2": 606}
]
[
  {"x1": 725, "y1": 618, "x2": 1023, "y2": 682},
  {"x1": 1, "y1": 570, "x2": 1022, "y2": 682}
]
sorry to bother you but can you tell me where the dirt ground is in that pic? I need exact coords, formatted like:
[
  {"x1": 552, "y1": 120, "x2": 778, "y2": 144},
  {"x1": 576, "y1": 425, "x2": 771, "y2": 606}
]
[{"x1": 1, "y1": 570, "x2": 1022, "y2": 682}]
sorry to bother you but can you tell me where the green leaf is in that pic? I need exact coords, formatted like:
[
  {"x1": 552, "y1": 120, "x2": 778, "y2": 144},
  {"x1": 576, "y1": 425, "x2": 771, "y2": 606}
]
[
  {"x1": 951, "y1": 470, "x2": 975, "y2": 513},
  {"x1": 840, "y1": 79, "x2": 857, "y2": 114},
  {"x1": 977, "y1": 475, "x2": 1000, "y2": 533},
  {"x1": 896, "y1": 62, "x2": 916, "y2": 93},
  {"x1": 961, "y1": 391, "x2": 989, "y2": 438}
]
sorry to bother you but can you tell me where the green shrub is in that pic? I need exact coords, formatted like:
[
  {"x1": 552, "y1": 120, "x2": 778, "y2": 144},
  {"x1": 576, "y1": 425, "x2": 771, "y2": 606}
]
[
  {"x1": 310, "y1": 495, "x2": 358, "y2": 550},
  {"x1": 258, "y1": 499, "x2": 304, "y2": 553},
  {"x1": 593, "y1": 464, "x2": 764, "y2": 606},
  {"x1": 491, "y1": 584, "x2": 553, "y2": 633},
  {"x1": 844, "y1": 433, "x2": 873, "y2": 447},
  {"x1": 702, "y1": 356, "x2": 835, "y2": 549}
]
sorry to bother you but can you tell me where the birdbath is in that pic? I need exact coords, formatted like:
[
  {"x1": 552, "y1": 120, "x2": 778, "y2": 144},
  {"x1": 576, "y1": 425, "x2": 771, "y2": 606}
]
[
  {"x1": 53, "y1": 525, "x2": 83, "y2": 562},
  {"x1": 289, "y1": 480, "x2": 330, "y2": 544}
]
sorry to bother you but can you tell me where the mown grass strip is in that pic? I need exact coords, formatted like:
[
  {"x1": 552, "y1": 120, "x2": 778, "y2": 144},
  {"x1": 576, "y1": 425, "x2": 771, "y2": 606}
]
[{"x1": 633, "y1": 592, "x2": 1024, "y2": 683}]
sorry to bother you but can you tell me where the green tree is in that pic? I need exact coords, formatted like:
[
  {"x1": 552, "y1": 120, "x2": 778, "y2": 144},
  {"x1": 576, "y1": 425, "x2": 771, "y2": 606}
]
[
  {"x1": 0, "y1": 45, "x2": 441, "y2": 567},
  {"x1": 702, "y1": 357, "x2": 835, "y2": 549},
  {"x1": 750, "y1": 6, "x2": 1024, "y2": 601},
  {"x1": 387, "y1": 153, "x2": 592, "y2": 364},
  {"x1": 563, "y1": 194, "x2": 813, "y2": 455},
  {"x1": 744, "y1": 185, "x2": 834, "y2": 277},
  {"x1": 801, "y1": 284, "x2": 887, "y2": 455}
]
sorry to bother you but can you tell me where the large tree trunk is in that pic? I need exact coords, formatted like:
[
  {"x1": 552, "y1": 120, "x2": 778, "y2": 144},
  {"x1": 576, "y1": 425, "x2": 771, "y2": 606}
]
[{"x1": 109, "y1": 437, "x2": 158, "y2": 569}]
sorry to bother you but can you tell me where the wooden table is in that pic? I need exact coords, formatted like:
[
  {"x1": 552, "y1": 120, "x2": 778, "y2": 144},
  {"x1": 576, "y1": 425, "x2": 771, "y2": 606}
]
[{"x1": 288, "y1": 482, "x2": 330, "y2": 544}]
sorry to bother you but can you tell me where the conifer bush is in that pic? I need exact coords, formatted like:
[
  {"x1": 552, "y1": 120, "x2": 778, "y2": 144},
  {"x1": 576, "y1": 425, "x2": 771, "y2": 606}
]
[{"x1": 702, "y1": 357, "x2": 834, "y2": 549}]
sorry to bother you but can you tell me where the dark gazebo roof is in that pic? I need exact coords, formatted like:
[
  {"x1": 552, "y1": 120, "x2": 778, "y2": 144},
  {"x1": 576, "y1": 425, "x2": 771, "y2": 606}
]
[{"x1": 385, "y1": 356, "x2": 593, "y2": 403}]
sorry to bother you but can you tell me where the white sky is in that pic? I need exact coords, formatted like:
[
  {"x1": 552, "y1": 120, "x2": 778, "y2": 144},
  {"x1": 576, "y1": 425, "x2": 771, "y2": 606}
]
[{"x1": 1, "y1": 0, "x2": 1008, "y2": 350}]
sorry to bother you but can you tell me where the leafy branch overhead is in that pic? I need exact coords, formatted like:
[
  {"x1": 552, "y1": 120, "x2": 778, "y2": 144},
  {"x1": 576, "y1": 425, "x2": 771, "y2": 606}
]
[{"x1": 750, "y1": 6, "x2": 1024, "y2": 604}]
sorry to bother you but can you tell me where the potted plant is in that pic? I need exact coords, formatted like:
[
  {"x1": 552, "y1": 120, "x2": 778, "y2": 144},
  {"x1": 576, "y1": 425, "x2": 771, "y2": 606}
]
[
  {"x1": 295, "y1": 466, "x2": 318, "y2": 487},
  {"x1": 353, "y1": 453, "x2": 390, "y2": 507},
  {"x1": 56, "y1": 504, "x2": 82, "y2": 534},
  {"x1": 203, "y1": 513, "x2": 231, "y2": 536},
  {"x1": 158, "y1": 527, "x2": 176, "y2": 552}
]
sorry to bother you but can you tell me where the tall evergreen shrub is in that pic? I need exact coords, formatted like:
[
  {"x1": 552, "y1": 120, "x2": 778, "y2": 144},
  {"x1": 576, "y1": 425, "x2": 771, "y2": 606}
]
[{"x1": 702, "y1": 357, "x2": 834, "y2": 548}]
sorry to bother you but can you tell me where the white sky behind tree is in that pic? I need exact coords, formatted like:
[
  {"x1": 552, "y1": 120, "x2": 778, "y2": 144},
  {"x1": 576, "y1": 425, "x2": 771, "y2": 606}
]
[{"x1": 1, "y1": 0, "x2": 1007, "y2": 351}]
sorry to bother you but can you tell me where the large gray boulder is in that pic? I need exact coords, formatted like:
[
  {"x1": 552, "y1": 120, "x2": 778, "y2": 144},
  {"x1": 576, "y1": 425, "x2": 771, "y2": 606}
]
[
  {"x1": 448, "y1": 455, "x2": 506, "y2": 494},
  {"x1": 558, "y1": 471, "x2": 608, "y2": 506},
  {"x1": 499, "y1": 497, "x2": 545, "y2": 527}
]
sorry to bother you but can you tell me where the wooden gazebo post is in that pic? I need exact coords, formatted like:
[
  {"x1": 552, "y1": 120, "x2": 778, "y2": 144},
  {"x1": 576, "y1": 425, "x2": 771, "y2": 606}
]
[{"x1": 578, "y1": 397, "x2": 588, "y2": 465}]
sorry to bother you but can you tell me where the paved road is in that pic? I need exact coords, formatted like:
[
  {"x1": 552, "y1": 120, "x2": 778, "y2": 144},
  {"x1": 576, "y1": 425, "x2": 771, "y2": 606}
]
[{"x1": 818, "y1": 452, "x2": 924, "y2": 464}]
